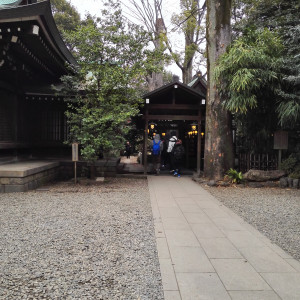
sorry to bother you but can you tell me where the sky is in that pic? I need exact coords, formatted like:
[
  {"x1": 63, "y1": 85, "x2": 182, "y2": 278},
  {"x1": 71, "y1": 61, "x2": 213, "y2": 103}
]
[{"x1": 68, "y1": 0, "x2": 205, "y2": 80}]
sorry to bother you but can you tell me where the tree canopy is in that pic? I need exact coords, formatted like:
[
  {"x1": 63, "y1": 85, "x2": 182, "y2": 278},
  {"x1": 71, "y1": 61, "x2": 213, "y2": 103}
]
[
  {"x1": 50, "y1": 0, "x2": 81, "y2": 33},
  {"x1": 215, "y1": 27, "x2": 283, "y2": 114},
  {"x1": 231, "y1": 0, "x2": 300, "y2": 127},
  {"x1": 211, "y1": 0, "x2": 300, "y2": 155},
  {"x1": 61, "y1": 1, "x2": 163, "y2": 161}
]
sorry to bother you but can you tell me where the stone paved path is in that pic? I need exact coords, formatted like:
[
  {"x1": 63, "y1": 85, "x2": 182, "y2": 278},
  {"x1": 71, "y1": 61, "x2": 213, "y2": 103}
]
[{"x1": 148, "y1": 175, "x2": 300, "y2": 300}]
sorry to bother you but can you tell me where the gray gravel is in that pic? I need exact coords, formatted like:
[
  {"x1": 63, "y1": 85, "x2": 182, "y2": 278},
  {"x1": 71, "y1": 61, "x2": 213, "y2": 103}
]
[
  {"x1": 0, "y1": 178, "x2": 163, "y2": 300},
  {"x1": 202, "y1": 185, "x2": 300, "y2": 261}
]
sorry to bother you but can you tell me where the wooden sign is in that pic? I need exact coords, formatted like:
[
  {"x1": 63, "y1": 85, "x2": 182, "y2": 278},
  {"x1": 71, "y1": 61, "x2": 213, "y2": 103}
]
[
  {"x1": 274, "y1": 130, "x2": 288, "y2": 150},
  {"x1": 72, "y1": 143, "x2": 79, "y2": 161}
]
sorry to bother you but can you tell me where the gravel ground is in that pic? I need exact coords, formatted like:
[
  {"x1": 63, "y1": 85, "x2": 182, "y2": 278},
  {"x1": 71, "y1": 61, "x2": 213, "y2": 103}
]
[
  {"x1": 0, "y1": 178, "x2": 163, "y2": 300},
  {"x1": 202, "y1": 185, "x2": 300, "y2": 261}
]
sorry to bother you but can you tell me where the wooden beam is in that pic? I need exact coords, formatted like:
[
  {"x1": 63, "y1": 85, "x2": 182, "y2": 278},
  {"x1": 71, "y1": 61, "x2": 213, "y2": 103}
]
[
  {"x1": 144, "y1": 115, "x2": 201, "y2": 121},
  {"x1": 147, "y1": 104, "x2": 202, "y2": 110}
]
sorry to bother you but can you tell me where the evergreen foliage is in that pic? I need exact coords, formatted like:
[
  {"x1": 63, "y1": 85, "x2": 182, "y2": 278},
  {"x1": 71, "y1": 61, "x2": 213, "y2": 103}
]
[
  {"x1": 50, "y1": 0, "x2": 81, "y2": 33},
  {"x1": 214, "y1": 0, "x2": 300, "y2": 153},
  {"x1": 215, "y1": 27, "x2": 283, "y2": 152},
  {"x1": 232, "y1": 0, "x2": 300, "y2": 127},
  {"x1": 215, "y1": 27, "x2": 283, "y2": 114},
  {"x1": 61, "y1": 1, "x2": 163, "y2": 161}
]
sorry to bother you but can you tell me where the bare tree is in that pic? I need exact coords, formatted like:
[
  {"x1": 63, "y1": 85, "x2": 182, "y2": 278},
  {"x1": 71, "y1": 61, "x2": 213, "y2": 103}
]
[
  {"x1": 121, "y1": 0, "x2": 206, "y2": 84},
  {"x1": 120, "y1": 0, "x2": 164, "y2": 90},
  {"x1": 204, "y1": 0, "x2": 234, "y2": 180},
  {"x1": 169, "y1": 0, "x2": 206, "y2": 83}
]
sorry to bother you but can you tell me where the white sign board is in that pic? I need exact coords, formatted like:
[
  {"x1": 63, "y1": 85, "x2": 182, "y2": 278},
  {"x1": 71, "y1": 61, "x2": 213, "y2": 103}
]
[{"x1": 72, "y1": 143, "x2": 79, "y2": 161}]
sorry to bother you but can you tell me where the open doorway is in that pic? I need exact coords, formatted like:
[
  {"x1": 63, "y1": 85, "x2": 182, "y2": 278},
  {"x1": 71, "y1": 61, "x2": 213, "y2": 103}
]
[{"x1": 146, "y1": 120, "x2": 205, "y2": 172}]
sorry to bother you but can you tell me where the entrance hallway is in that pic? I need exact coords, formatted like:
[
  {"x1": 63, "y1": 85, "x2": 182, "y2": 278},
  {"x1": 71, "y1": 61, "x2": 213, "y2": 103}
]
[{"x1": 148, "y1": 176, "x2": 300, "y2": 300}]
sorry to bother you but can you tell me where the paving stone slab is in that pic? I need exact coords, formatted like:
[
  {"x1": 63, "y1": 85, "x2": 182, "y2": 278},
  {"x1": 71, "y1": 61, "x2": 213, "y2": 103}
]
[
  {"x1": 261, "y1": 273, "x2": 300, "y2": 300},
  {"x1": 154, "y1": 222, "x2": 165, "y2": 238},
  {"x1": 183, "y1": 211, "x2": 212, "y2": 224},
  {"x1": 159, "y1": 207, "x2": 185, "y2": 219},
  {"x1": 162, "y1": 217, "x2": 191, "y2": 231},
  {"x1": 169, "y1": 246, "x2": 214, "y2": 273},
  {"x1": 213, "y1": 217, "x2": 247, "y2": 232},
  {"x1": 198, "y1": 238, "x2": 243, "y2": 259},
  {"x1": 176, "y1": 273, "x2": 231, "y2": 300},
  {"x1": 191, "y1": 223, "x2": 225, "y2": 239},
  {"x1": 164, "y1": 290, "x2": 181, "y2": 300},
  {"x1": 229, "y1": 290, "x2": 281, "y2": 300},
  {"x1": 176, "y1": 203, "x2": 203, "y2": 213},
  {"x1": 156, "y1": 199, "x2": 179, "y2": 208},
  {"x1": 226, "y1": 231, "x2": 266, "y2": 249},
  {"x1": 159, "y1": 258, "x2": 178, "y2": 291},
  {"x1": 174, "y1": 197, "x2": 197, "y2": 205},
  {"x1": 156, "y1": 238, "x2": 170, "y2": 259},
  {"x1": 238, "y1": 246, "x2": 297, "y2": 273},
  {"x1": 286, "y1": 259, "x2": 300, "y2": 272},
  {"x1": 202, "y1": 207, "x2": 231, "y2": 219},
  {"x1": 165, "y1": 230, "x2": 200, "y2": 247},
  {"x1": 211, "y1": 259, "x2": 271, "y2": 291}
]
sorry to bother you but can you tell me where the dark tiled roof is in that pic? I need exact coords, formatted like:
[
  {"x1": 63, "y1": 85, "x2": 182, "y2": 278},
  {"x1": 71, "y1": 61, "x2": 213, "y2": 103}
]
[
  {"x1": 0, "y1": 0, "x2": 77, "y2": 67},
  {"x1": 143, "y1": 81, "x2": 205, "y2": 99}
]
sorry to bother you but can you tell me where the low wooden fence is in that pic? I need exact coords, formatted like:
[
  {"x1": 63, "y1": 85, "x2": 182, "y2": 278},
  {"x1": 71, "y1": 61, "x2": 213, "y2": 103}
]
[{"x1": 239, "y1": 153, "x2": 278, "y2": 173}]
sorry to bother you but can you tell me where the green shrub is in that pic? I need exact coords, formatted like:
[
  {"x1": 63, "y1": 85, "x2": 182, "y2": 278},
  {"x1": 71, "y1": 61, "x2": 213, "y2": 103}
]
[
  {"x1": 280, "y1": 153, "x2": 300, "y2": 176},
  {"x1": 289, "y1": 164, "x2": 300, "y2": 179},
  {"x1": 225, "y1": 168, "x2": 243, "y2": 184}
]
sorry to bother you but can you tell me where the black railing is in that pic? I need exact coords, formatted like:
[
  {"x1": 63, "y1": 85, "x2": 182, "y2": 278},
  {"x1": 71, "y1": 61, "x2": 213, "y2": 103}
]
[{"x1": 239, "y1": 153, "x2": 278, "y2": 173}]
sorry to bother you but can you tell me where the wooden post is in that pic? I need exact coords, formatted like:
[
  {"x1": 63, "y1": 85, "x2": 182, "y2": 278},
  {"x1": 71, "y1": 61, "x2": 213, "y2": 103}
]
[
  {"x1": 186, "y1": 138, "x2": 190, "y2": 169},
  {"x1": 74, "y1": 161, "x2": 77, "y2": 184},
  {"x1": 144, "y1": 109, "x2": 149, "y2": 175},
  {"x1": 196, "y1": 110, "x2": 202, "y2": 176},
  {"x1": 72, "y1": 143, "x2": 79, "y2": 184},
  {"x1": 278, "y1": 149, "x2": 282, "y2": 169},
  {"x1": 197, "y1": 119, "x2": 201, "y2": 176}
]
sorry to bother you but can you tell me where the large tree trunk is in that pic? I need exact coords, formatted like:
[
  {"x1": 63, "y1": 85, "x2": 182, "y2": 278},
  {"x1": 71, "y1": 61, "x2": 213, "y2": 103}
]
[
  {"x1": 182, "y1": 65, "x2": 193, "y2": 84},
  {"x1": 204, "y1": 0, "x2": 234, "y2": 180},
  {"x1": 147, "y1": 18, "x2": 164, "y2": 91}
]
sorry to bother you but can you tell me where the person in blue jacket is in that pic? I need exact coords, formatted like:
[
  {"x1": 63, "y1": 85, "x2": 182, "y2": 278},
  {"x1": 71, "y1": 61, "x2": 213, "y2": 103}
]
[{"x1": 152, "y1": 134, "x2": 163, "y2": 175}]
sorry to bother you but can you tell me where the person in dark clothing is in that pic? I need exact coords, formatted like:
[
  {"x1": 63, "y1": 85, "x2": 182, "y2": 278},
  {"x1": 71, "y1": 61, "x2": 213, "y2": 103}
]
[
  {"x1": 172, "y1": 139, "x2": 185, "y2": 177},
  {"x1": 160, "y1": 133, "x2": 169, "y2": 169},
  {"x1": 167, "y1": 131, "x2": 177, "y2": 172},
  {"x1": 125, "y1": 141, "x2": 132, "y2": 159}
]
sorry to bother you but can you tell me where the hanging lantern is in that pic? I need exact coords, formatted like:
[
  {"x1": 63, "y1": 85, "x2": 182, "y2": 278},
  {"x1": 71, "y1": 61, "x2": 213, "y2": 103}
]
[
  {"x1": 149, "y1": 122, "x2": 155, "y2": 130},
  {"x1": 190, "y1": 122, "x2": 197, "y2": 131}
]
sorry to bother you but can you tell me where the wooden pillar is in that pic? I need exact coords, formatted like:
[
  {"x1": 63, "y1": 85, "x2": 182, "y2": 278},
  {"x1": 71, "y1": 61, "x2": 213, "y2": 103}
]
[
  {"x1": 186, "y1": 138, "x2": 190, "y2": 168},
  {"x1": 197, "y1": 110, "x2": 202, "y2": 175},
  {"x1": 143, "y1": 108, "x2": 149, "y2": 175}
]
